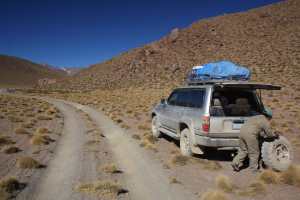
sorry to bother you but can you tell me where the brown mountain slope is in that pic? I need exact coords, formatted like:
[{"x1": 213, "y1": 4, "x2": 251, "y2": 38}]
[
  {"x1": 0, "y1": 54, "x2": 67, "y2": 88},
  {"x1": 48, "y1": 0, "x2": 299, "y2": 92}
]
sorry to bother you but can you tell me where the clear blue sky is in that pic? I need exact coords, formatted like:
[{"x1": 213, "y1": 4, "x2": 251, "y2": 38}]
[{"x1": 0, "y1": 0, "x2": 283, "y2": 68}]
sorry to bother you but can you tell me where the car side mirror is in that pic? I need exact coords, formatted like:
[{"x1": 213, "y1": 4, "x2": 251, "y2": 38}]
[{"x1": 160, "y1": 99, "x2": 167, "y2": 104}]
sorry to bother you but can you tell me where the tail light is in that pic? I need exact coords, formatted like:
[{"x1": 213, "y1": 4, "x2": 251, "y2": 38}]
[{"x1": 202, "y1": 116, "x2": 210, "y2": 132}]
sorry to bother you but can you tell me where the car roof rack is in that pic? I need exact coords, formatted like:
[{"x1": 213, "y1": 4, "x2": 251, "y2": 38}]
[{"x1": 184, "y1": 74, "x2": 251, "y2": 85}]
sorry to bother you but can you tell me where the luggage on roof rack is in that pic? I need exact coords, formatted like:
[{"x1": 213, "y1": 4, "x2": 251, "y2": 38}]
[{"x1": 185, "y1": 61, "x2": 251, "y2": 85}]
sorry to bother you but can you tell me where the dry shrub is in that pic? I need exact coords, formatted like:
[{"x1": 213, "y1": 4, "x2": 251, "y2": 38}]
[
  {"x1": 36, "y1": 126, "x2": 52, "y2": 134},
  {"x1": 86, "y1": 120, "x2": 95, "y2": 127},
  {"x1": 201, "y1": 189, "x2": 229, "y2": 200},
  {"x1": 92, "y1": 130, "x2": 103, "y2": 137},
  {"x1": 145, "y1": 142, "x2": 156, "y2": 150},
  {"x1": 139, "y1": 139, "x2": 150, "y2": 146},
  {"x1": 283, "y1": 128, "x2": 294, "y2": 133},
  {"x1": 144, "y1": 118, "x2": 152, "y2": 123},
  {"x1": 142, "y1": 132, "x2": 158, "y2": 143},
  {"x1": 6, "y1": 115, "x2": 23, "y2": 122},
  {"x1": 166, "y1": 154, "x2": 198, "y2": 166},
  {"x1": 270, "y1": 120, "x2": 277, "y2": 127},
  {"x1": 258, "y1": 168, "x2": 278, "y2": 184},
  {"x1": 30, "y1": 134, "x2": 53, "y2": 145},
  {"x1": 0, "y1": 188, "x2": 11, "y2": 200},
  {"x1": 202, "y1": 161, "x2": 222, "y2": 171},
  {"x1": 25, "y1": 112, "x2": 35, "y2": 117},
  {"x1": 120, "y1": 122, "x2": 130, "y2": 129},
  {"x1": 45, "y1": 110, "x2": 52, "y2": 115},
  {"x1": 1, "y1": 146, "x2": 20, "y2": 154},
  {"x1": 113, "y1": 117, "x2": 123, "y2": 124},
  {"x1": 0, "y1": 135, "x2": 14, "y2": 145},
  {"x1": 29, "y1": 118, "x2": 37, "y2": 123},
  {"x1": 0, "y1": 176, "x2": 20, "y2": 199},
  {"x1": 136, "y1": 122, "x2": 150, "y2": 130},
  {"x1": 85, "y1": 149, "x2": 99, "y2": 153},
  {"x1": 235, "y1": 181, "x2": 267, "y2": 197},
  {"x1": 53, "y1": 113, "x2": 61, "y2": 118},
  {"x1": 99, "y1": 163, "x2": 117, "y2": 174},
  {"x1": 74, "y1": 180, "x2": 122, "y2": 199},
  {"x1": 216, "y1": 175, "x2": 235, "y2": 193},
  {"x1": 277, "y1": 165, "x2": 300, "y2": 187},
  {"x1": 13, "y1": 127, "x2": 27, "y2": 135},
  {"x1": 84, "y1": 139, "x2": 100, "y2": 146},
  {"x1": 169, "y1": 177, "x2": 182, "y2": 185},
  {"x1": 16, "y1": 157, "x2": 39, "y2": 169},
  {"x1": 131, "y1": 133, "x2": 141, "y2": 140},
  {"x1": 19, "y1": 122, "x2": 33, "y2": 128},
  {"x1": 35, "y1": 115, "x2": 52, "y2": 120}
]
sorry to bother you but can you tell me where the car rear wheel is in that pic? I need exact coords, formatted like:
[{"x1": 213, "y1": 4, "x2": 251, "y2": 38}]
[
  {"x1": 180, "y1": 128, "x2": 194, "y2": 156},
  {"x1": 261, "y1": 136, "x2": 293, "y2": 172}
]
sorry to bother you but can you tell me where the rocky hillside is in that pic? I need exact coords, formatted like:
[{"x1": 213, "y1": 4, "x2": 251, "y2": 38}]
[
  {"x1": 0, "y1": 55, "x2": 67, "y2": 88},
  {"x1": 39, "y1": 62, "x2": 86, "y2": 76},
  {"x1": 44, "y1": 0, "x2": 299, "y2": 93}
]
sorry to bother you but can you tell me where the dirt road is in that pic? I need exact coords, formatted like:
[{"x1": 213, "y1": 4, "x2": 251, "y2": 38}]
[{"x1": 16, "y1": 97, "x2": 196, "y2": 200}]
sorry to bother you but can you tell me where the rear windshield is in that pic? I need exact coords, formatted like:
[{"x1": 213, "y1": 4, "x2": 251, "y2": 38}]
[{"x1": 212, "y1": 90, "x2": 261, "y2": 116}]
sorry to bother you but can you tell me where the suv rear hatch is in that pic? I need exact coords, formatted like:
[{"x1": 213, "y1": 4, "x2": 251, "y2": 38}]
[{"x1": 209, "y1": 82, "x2": 281, "y2": 138}]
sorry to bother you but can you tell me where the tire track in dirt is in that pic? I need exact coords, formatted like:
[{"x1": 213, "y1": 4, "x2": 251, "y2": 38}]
[
  {"x1": 36, "y1": 98, "x2": 195, "y2": 200},
  {"x1": 17, "y1": 98, "x2": 99, "y2": 200}
]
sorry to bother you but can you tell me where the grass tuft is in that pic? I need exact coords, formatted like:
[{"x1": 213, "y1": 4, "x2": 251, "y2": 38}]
[
  {"x1": 30, "y1": 134, "x2": 53, "y2": 145},
  {"x1": 0, "y1": 176, "x2": 20, "y2": 199},
  {"x1": 131, "y1": 133, "x2": 141, "y2": 140},
  {"x1": 35, "y1": 115, "x2": 52, "y2": 120},
  {"x1": 136, "y1": 122, "x2": 151, "y2": 130},
  {"x1": 235, "y1": 181, "x2": 267, "y2": 197},
  {"x1": 277, "y1": 165, "x2": 300, "y2": 187},
  {"x1": 166, "y1": 154, "x2": 198, "y2": 166},
  {"x1": 84, "y1": 139, "x2": 100, "y2": 146},
  {"x1": 216, "y1": 175, "x2": 235, "y2": 193},
  {"x1": 202, "y1": 161, "x2": 222, "y2": 171},
  {"x1": 258, "y1": 168, "x2": 279, "y2": 184},
  {"x1": 74, "y1": 180, "x2": 122, "y2": 199},
  {"x1": 36, "y1": 126, "x2": 52, "y2": 134},
  {"x1": 1, "y1": 146, "x2": 20, "y2": 154},
  {"x1": 201, "y1": 189, "x2": 229, "y2": 200},
  {"x1": 16, "y1": 157, "x2": 39, "y2": 169},
  {"x1": 99, "y1": 163, "x2": 117, "y2": 174},
  {"x1": 0, "y1": 135, "x2": 14, "y2": 145},
  {"x1": 169, "y1": 177, "x2": 182, "y2": 185},
  {"x1": 13, "y1": 127, "x2": 28, "y2": 135}
]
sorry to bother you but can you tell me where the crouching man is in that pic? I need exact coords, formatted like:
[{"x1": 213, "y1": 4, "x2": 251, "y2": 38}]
[{"x1": 231, "y1": 109, "x2": 278, "y2": 174}]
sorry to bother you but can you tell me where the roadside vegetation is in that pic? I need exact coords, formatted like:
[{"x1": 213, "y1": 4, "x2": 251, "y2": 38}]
[{"x1": 0, "y1": 94, "x2": 64, "y2": 199}]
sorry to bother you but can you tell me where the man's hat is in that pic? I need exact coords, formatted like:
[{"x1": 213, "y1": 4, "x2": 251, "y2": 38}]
[{"x1": 262, "y1": 109, "x2": 273, "y2": 117}]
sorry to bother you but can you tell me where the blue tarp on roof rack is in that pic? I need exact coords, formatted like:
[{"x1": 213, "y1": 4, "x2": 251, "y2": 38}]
[{"x1": 194, "y1": 61, "x2": 250, "y2": 80}]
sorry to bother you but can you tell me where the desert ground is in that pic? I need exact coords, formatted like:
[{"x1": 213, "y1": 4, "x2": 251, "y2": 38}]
[{"x1": 0, "y1": 90, "x2": 299, "y2": 200}]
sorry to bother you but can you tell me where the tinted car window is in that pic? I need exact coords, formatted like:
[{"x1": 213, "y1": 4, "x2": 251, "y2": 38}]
[
  {"x1": 188, "y1": 90, "x2": 205, "y2": 108},
  {"x1": 176, "y1": 91, "x2": 189, "y2": 107},
  {"x1": 168, "y1": 91, "x2": 179, "y2": 105}
]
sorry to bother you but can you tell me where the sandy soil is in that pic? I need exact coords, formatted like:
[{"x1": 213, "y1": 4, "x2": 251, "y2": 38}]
[{"x1": 1, "y1": 93, "x2": 300, "y2": 200}]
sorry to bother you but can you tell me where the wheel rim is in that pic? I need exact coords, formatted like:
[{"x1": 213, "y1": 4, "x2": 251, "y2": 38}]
[
  {"x1": 181, "y1": 134, "x2": 189, "y2": 153},
  {"x1": 275, "y1": 144, "x2": 290, "y2": 164},
  {"x1": 152, "y1": 118, "x2": 157, "y2": 134}
]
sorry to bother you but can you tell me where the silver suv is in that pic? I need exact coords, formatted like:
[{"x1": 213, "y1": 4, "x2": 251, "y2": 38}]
[{"x1": 151, "y1": 78, "x2": 281, "y2": 156}]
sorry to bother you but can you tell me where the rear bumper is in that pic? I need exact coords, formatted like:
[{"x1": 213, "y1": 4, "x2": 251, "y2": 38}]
[{"x1": 195, "y1": 135, "x2": 239, "y2": 148}]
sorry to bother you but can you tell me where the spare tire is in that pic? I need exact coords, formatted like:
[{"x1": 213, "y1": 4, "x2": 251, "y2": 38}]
[{"x1": 261, "y1": 136, "x2": 293, "y2": 172}]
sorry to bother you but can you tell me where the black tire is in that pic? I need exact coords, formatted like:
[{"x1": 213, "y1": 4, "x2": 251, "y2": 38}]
[
  {"x1": 180, "y1": 128, "x2": 194, "y2": 156},
  {"x1": 261, "y1": 136, "x2": 293, "y2": 172},
  {"x1": 151, "y1": 116, "x2": 162, "y2": 138}
]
